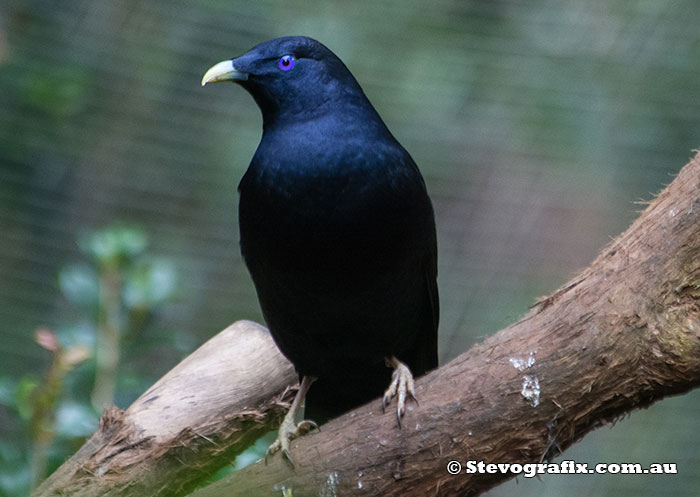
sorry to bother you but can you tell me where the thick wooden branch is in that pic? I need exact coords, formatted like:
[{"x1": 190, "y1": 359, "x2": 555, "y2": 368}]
[
  {"x1": 34, "y1": 153, "x2": 700, "y2": 497},
  {"x1": 191, "y1": 154, "x2": 700, "y2": 496},
  {"x1": 31, "y1": 321, "x2": 298, "y2": 497}
]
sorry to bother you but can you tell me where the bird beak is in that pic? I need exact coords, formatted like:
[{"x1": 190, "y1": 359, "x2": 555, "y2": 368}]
[{"x1": 201, "y1": 60, "x2": 249, "y2": 86}]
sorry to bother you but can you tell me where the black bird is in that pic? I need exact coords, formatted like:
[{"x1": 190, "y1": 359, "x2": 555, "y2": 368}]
[{"x1": 202, "y1": 36, "x2": 438, "y2": 463}]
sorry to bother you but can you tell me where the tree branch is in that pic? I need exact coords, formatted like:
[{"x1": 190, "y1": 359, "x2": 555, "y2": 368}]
[
  {"x1": 33, "y1": 153, "x2": 700, "y2": 497},
  {"x1": 31, "y1": 321, "x2": 298, "y2": 497}
]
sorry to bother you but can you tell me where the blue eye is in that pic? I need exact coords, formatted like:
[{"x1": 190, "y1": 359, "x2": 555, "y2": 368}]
[{"x1": 278, "y1": 55, "x2": 295, "y2": 71}]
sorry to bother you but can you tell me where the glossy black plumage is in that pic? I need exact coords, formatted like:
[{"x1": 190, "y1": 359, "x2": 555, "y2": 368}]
[{"x1": 218, "y1": 36, "x2": 438, "y2": 422}]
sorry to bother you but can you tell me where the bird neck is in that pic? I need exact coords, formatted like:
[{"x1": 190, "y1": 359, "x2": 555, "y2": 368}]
[{"x1": 256, "y1": 85, "x2": 380, "y2": 132}]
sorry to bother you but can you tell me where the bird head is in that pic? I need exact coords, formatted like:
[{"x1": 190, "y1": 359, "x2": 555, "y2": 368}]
[{"x1": 202, "y1": 36, "x2": 369, "y2": 127}]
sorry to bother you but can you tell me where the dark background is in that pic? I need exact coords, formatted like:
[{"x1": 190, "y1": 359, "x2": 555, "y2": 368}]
[{"x1": 1, "y1": 0, "x2": 699, "y2": 495}]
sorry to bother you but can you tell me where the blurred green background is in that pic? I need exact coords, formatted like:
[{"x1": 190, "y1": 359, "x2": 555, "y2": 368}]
[{"x1": 1, "y1": 0, "x2": 699, "y2": 495}]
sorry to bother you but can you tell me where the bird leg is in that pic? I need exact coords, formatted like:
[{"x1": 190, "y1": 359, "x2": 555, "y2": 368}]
[
  {"x1": 382, "y1": 356, "x2": 418, "y2": 427},
  {"x1": 265, "y1": 375, "x2": 318, "y2": 468}
]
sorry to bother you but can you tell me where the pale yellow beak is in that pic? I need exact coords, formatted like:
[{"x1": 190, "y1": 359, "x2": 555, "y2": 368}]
[{"x1": 201, "y1": 60, "x2": 249, "y2": 86}]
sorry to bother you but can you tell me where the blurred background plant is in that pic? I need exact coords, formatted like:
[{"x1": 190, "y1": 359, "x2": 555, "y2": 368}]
[
  {"x1": 1, "y1": 0, "x2": 700, "y2": 495},
  {"x1": 0, "y1": 225, "x2": 178, "y2": 496}
]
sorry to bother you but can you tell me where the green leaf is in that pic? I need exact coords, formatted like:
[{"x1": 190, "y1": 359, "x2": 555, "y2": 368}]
[
  {"x1": 59, "y1": 263, "x2": 98, "y2": 308},
  {"x1": 0, "y1": 454, "x2": 32, "y2": 497},
  {"x1": 0, "y1": 376, "x2": 17, "y2": 407},
  {"x1": 81, "y1": 226, "x2": 148, "y2": 266},
  {"x1": 123, "y1": 257, "x2": 177, "y2": 309},
  {"x1": 55, "y1": 322, "x2": 97, "y2": 349},
  {"x1": 53, "y1": 402, "x2": 99, "y2": 439},
  {"x1": 14, "y1": 376, "x2": 39, "y2": 421}
]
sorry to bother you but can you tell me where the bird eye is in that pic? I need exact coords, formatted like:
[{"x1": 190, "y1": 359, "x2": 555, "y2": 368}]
[{"x1": 278, "y1": 55, "x2": 295, "y2": 71}]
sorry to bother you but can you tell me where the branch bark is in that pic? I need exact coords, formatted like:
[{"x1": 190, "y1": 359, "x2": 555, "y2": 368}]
[
  {"x1": 34, "y1": 153, "x2": 700, "y2": 497},
  {"x1": 31, "y1": 321, "x2": 298, "y2": 497}
]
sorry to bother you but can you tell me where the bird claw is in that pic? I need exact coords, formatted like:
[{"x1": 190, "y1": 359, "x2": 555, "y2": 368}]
[
  {"x1": 382, "y1": 357, "x2": 418, "y2": 428},
  {"x1": 265, "y1": 416, "x2": 319, "y2": 469}
]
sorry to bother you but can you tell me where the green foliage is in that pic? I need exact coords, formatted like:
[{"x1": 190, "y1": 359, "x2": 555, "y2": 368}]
[
  {"x1": 81, "y1": 226, "x2": 148, "y2": 268},
  {"x1": 59, "y1": 226, "x2": 177, "y2": 314},
  {"x1": 0, "y1": 440, "x2": 32, "y2": 497},
  {"x1": 123, "y1": 257, "x2": 177, "y2": 311},
  {"x1": 58, "y1": 263, "x2": 99, "y2": 312},
  {"x1": 0, "y1": 225, "x2": 179, "y2": 496},
  {"x1": 13, "y1": 376, "x2": 40, "y2": 423}
]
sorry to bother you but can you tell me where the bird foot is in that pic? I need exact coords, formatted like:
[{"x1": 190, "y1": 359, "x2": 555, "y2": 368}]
[
  {"x1": 265, "y1": 413, "x2": 318, "y2": 469},
  {"x1": 382, "y1": 356, "x2": 418, "y2": 427}
]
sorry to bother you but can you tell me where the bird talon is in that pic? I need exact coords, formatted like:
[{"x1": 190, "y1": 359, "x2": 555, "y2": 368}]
[
  {"x1": 406, "y1": 377, "x2": 418, "y2": 407},
  {"x1": 383, "y1": 356, "x2": 418, "y2": 427},
  {"x1": 265, "y1": 376, "x2": 317, "y2": 468},
  {"x1": 266, "y1": 416, "x2": 318, "y2": 468},
  {"x1": 264, "y1": 440, "x2": 280, "y2": 465},
  {"x1": 282, "y1": 449, "x2": 295, "y2": 470},
  {"x1": 382, "y1": 389, "x2": 394, "y2": 412},
  {"x1": 296, "y1": 419, "x2": 319, "y2": 436}
]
